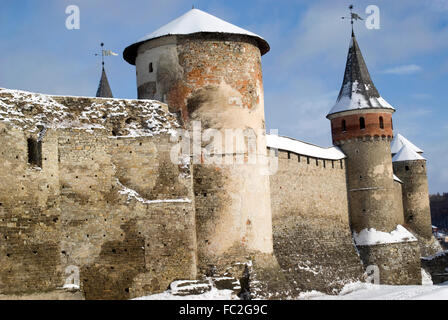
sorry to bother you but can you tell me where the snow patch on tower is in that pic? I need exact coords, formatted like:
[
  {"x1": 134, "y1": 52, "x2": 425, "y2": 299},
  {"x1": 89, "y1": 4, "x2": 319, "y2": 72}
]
[{"x1": 353, "y1": 225, "x2": 417, "y2": 246}]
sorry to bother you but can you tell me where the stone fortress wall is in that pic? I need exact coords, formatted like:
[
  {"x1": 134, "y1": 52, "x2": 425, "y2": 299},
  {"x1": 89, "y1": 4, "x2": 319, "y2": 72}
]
[
  {"x1": 0, "y1": 86, "x2": 440, "y2": 299},
  {"x1": 0, "y1": 8, "x2": 441, "y2": 299},
  {"x1": 268, "y1": 145, "x2": 365, "y2": 294},
  {"x1": 0, "y1": 90, "x2": 197, "y2": 299}
]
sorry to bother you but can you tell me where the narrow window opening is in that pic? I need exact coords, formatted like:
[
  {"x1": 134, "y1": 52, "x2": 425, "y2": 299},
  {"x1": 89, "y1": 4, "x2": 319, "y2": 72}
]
[
  {"x1": 359, "y1": 117, "x2": 366, "y2": 130},
  {"x1": 332, "y1": 160, "x2": 335, "y2": 169},
  {"x1": 342, "y1": 120, "x2": 347, "y2": 132},
  {"x1": 287, "y1": 152, "x2": 291, "y2": 159},
  {"x1": 391, "y1": 119, "x2": 394, "y2": 130},
  {"x1": 27, "y1": 138, "x2": 42, "y2": 168},
  {"x1": 379, "y1": 116, "x2": 384, "y2": 129},
  {"x1": 340, "y1": 159, "x2": 343, "y2": 169},
  {"x1": 149, "y1": 63, "x2": 153, "y2": 73},
  {"x1": 315, "y1": 158, "x2": 318, "y2": 166},
  {"x1": 307, "y1": 157, "x2": 310, "y2": 165},
  {"x1": 298, "y1": 155, "x2": 300, "y2": 162},
  {"x1": 405, "y1": 166, "x2": 410, "y2": 171}
]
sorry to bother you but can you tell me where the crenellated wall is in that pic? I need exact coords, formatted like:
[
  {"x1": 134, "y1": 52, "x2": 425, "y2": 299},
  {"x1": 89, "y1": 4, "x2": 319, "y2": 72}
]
[{"x1": 268, "y1": 148, "x2": 364, "y2": 294}]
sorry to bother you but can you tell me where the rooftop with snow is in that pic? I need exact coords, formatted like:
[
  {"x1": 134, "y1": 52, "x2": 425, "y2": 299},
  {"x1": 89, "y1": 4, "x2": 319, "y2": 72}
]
[
  {"x1": 266, "y1": 134, "x2": 346, "y2": 160},
  {"x1": 393, "y1": 144, "x2": 426, "y2": 162},
  {"x1": 391, "y1": 133, "x2": 424, "y2": 155},
  {"x1": 124, "y1": 8, "x2": 270, "y2": 65},
  {"x1": 328, "y1": 33, "x2": 394, "y2": 116}
]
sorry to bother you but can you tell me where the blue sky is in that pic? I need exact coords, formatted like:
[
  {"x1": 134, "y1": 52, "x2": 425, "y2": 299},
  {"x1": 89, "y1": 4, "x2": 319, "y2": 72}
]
[{"x1": 0, "y1": 0, "x2": 447, "y2": 193}]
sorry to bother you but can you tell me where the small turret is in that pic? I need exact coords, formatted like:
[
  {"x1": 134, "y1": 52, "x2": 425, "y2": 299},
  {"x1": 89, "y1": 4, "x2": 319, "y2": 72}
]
[
  {"x1": 393, "y1": 140, "x2": 437, "y2": 255},
  {"x1": 96, "y1": 67, "x2": 113, "y2": 98}
]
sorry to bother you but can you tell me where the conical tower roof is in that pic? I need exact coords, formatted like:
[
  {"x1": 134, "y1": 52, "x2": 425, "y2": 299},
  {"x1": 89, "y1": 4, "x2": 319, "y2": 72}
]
[
  {"x1": 96, "y1": 67, "x2": 113, "y2": 98},
  {"x1": 123, "y1": 8, "x2": 270, "y2": 65},
  {"x1": 392, "y1": 144, "x2": 425, "y2": 162},
  {"x1": 390, "y1": 133, "x2": 423, "y2": 155},
  {"x1": 328, "y1": 32, "x2": 394, "y2": 116}
]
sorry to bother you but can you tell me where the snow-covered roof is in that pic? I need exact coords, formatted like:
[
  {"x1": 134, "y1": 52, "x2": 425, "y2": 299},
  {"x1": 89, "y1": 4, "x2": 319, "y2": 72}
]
[
  {"x1": 123, "y1": 9, "x2": 269, "y2": 65},
  {"x1": 393, "y1": 174, "x2": 403, "y2": 184},
  {"x1": 392, "y1": 144, "x2": 426, "y2": 162},
  {"x1": 266, "y1": 134, "x2": 346, "y2": 160},
  {"x1": 328, "y1": 33, "x2": 394, "y2": 116},
  {"x1": 391, "y1": 133, "x2": 423, "y2": 154}
]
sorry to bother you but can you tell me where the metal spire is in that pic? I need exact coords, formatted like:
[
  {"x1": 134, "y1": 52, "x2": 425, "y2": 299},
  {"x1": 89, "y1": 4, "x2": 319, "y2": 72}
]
[{"x1": 95, "y1": 42, "x2": 115, "y2": 98}]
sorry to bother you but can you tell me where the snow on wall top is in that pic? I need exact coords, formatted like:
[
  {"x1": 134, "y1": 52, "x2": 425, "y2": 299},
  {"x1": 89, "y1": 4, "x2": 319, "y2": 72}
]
[
  {"x1": 123, "y1": 8, "x2": 270, "y2": 64},
  {"x1": 327, "y1": 34, "x2": 394, "y2": 116},
  {"x1": 0, "y1": 87, "x2": 179, "y2": 137},
  {"x1": 392, "y1": 144, "x2": 426, "y2": 162},
  {"x1": 391, "y1": 133, "x2": 423, "y2": 155},
  {"x1": 353, "y1": 225, "x2": 417, "y2": 246},
  {"x1": 393, "y1": 174, "x2": 403, "y2": 184},
  {"x1": 266, "y1": 134, "x2": 346, "y2": 160}
]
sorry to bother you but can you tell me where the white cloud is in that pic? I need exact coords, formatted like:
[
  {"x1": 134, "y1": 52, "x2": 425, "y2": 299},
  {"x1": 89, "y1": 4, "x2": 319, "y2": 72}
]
[
  {"x1": 410, "y1": 93, "x2": 432, "y2": 100},
  {"x1": 380, "y1": 64, "x2": 423, "y2": 75}
]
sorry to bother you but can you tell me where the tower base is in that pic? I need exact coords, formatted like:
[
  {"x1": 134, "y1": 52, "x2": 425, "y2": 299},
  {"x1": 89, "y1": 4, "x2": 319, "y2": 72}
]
[{"x1": 357, "y1": 241, "x2": 422, "y2": 285}]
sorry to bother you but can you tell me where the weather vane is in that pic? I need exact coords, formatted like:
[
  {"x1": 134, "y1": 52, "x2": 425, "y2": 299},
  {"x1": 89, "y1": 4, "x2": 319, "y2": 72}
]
[
  {"x1": 95, "y1": 42, "x2": 118, "y2": 67},
  {"x1": 341, "y1": 4, "x2": 363, "y2": 33}
]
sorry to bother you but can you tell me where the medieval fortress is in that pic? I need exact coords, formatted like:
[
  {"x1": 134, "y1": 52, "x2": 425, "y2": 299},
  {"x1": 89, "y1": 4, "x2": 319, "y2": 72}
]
[{"x1": 0, "y1": 9, "x2": 444, "y2": 299}]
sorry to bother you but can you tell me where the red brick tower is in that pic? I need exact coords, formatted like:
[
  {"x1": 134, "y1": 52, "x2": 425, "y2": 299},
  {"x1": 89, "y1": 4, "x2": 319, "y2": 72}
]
[{"x1": 327, "y1": 31, "x2": 421, "y2": 285}]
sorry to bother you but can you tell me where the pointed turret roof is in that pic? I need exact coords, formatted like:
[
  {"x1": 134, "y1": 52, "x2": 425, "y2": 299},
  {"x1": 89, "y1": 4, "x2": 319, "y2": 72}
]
[
  {"x1": 123, "y1": 8, "x2": 270, "y2": 65},
  {"x1": 392, "y1": 144, "x2": 425, "y2": 162},
  {"x1": 96, "y1": 67, "x2": 113, "y2": 98},
  {"x1": 327, "y1": 32, "x2": 394, "y2": 116},
  {"x1": 390, "y1": 133, "x2": 423, "y2": 155}
]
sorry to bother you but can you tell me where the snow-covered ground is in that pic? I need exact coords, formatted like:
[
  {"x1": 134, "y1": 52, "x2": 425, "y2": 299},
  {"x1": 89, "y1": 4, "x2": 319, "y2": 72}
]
[
  {"x1": 134, "y1": 287, "x2": 239, "y2": 300},
  {"x1": 299, "y1": 281, "x2": 448, "y2": 300},
  {"x1": 135, "y1": 282, "x2": 448, "y2": 301},
  {"x1": 135, "y1": 270, "x2": 448, "y2": 300}
]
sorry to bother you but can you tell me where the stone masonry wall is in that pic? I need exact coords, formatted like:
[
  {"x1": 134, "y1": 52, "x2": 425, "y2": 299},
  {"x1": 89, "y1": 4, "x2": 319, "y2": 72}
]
[
  {"x1": 0, "y1": 123, "x2": 62, "y2": 294},
  {"x1": 0, "y1": 90, "x2": 197, "y2": 299},
  {"x1": 269, "y1": 149, "x2": 364, "y2": 294},
  {"x1": 357, "y1": 241, "x2": 422, "y2": 285},
  {"x1": 340, "y1": 137, "x2": 402, "y2": 233}
]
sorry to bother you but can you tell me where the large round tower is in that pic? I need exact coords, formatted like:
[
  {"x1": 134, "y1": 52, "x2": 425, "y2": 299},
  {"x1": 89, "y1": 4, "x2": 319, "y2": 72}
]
[
  {"x1": 327, "y1": 31, "x2": 421, "y2": 285},
  {"x1": 123, "y1": 9, "x2": 281, "y2": 289}
]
